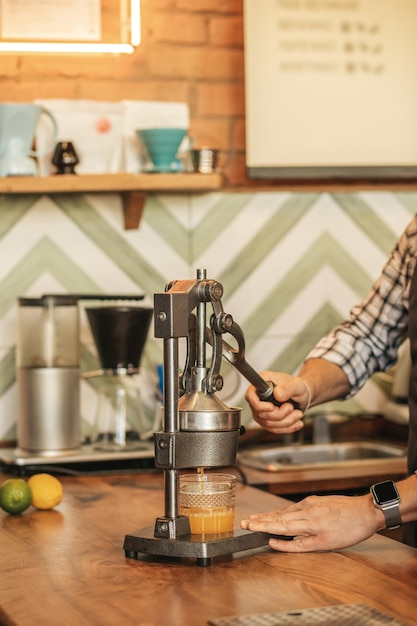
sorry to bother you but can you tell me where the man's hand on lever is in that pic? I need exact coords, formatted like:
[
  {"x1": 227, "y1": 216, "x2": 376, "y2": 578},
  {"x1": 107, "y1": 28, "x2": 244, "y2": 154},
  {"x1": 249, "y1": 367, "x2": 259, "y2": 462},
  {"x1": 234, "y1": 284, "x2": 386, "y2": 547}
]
[{"x1": 245, "y1": 371, "x2": 311, "y2": 435}]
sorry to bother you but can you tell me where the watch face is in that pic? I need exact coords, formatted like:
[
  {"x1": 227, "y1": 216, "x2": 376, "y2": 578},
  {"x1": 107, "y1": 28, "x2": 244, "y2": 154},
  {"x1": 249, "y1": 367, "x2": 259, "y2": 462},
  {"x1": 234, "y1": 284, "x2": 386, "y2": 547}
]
[{"x1": 371, "y1": 481, "x2": 399, "y2": 505}]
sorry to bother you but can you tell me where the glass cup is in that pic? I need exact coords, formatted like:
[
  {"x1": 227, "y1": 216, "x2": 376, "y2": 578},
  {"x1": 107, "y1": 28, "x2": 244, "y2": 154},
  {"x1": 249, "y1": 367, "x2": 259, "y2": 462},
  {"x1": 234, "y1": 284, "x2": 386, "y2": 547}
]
[{"x1": 179, "y1": 473, "x2": 236, "y2": 535}]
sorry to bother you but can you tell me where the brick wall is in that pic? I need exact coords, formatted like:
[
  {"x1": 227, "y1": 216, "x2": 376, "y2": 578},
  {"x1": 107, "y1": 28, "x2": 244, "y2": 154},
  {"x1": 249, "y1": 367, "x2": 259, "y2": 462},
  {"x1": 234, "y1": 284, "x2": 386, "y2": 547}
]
[{"x1": 0, "y1": 0, "x2": 260, "y2": 188}]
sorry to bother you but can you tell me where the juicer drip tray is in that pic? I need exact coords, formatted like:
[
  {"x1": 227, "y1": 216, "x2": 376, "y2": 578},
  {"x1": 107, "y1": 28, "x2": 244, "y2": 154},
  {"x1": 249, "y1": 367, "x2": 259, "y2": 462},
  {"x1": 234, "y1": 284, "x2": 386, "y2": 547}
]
[{"x1": 0, "y1": 442, "x2": 155, "y2": 474}]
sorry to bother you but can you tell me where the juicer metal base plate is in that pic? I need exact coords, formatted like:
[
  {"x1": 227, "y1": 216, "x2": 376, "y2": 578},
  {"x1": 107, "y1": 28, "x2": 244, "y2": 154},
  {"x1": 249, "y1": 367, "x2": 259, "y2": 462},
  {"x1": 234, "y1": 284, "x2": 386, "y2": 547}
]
[{"x1": 124, "y1": 527, "x2": 275, "y2": 566}]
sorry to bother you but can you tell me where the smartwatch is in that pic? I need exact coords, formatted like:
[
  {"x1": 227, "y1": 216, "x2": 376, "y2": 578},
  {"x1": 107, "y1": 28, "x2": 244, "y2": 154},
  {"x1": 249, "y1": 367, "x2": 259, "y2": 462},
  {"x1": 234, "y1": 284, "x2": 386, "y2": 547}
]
[{"x1": 370, "y1": 480, "x2": 402, "y2": 530}]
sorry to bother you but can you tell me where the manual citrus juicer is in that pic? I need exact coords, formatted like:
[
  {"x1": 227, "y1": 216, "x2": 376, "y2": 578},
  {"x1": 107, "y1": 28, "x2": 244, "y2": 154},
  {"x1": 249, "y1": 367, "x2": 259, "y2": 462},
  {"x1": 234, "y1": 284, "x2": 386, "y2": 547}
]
[{"x1": 124, "y1": 269, "x2": 296, "y2": 566}]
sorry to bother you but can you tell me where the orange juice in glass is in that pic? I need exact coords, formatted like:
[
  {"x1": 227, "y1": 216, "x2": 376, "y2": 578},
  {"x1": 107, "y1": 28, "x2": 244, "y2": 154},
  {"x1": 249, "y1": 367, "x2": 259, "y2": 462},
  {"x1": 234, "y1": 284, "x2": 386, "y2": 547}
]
[{"x1": 179, "y1": 473, "x2": 236, "y2": 535}]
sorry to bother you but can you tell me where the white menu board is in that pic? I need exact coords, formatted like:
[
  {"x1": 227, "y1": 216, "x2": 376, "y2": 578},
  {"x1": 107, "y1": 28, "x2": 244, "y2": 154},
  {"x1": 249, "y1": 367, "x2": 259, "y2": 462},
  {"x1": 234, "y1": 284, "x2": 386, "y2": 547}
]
[
  {"x1": 244, "y1": 0, "x2": 417, "y2": 179},
  {"x1": 1, "y1": 0, "x2": 101, "y2": 41}
]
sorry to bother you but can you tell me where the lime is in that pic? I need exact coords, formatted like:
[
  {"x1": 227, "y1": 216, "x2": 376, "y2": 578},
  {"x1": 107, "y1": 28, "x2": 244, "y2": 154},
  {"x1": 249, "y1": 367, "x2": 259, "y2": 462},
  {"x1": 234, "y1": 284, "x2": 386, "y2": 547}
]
[
  {"x1": 28, "y1": 473, "x2": 63, "y2": 510},
  {"x1": 0, "y1": 478, "x2": 32, "y2": 515}
]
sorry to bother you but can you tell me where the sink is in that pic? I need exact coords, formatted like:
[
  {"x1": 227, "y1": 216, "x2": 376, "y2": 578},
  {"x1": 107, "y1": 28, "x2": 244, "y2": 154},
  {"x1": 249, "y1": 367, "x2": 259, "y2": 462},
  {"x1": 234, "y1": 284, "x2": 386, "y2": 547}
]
[{"x1": 237, "y1": 441, "x2": 407, "y2": 472}]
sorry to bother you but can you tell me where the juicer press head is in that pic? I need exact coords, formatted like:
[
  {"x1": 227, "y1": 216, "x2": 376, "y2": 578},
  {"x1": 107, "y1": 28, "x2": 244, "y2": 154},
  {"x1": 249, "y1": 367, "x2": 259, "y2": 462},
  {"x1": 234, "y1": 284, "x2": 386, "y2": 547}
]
[
  {"x1": 152, "y1": 270, "x2": 298, "y2": 472},
  {"x1": 153, "y1": 272, "x2": 242, "y2": 470}
]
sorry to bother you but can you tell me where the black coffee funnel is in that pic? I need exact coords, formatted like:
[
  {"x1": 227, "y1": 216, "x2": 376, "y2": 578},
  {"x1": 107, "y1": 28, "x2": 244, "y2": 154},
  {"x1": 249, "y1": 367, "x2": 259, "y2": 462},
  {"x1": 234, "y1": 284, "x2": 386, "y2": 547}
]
[{"x1": 85, "y1": 306, "x2": 153, "y2": 373}]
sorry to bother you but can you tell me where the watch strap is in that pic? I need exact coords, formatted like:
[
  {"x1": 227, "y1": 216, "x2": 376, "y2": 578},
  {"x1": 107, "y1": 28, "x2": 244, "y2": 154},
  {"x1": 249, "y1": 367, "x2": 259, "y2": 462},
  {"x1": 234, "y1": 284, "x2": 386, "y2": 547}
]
[{"x1": 380, "y1": 502, "x2": 402, "y2": 530}]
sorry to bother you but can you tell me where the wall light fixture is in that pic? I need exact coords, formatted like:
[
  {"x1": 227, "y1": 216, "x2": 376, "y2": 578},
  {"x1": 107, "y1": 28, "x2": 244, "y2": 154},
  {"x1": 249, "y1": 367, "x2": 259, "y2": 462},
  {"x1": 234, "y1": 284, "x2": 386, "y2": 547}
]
[{"x1": 0, "y1": 0, "x2": 140, "y2": 55}]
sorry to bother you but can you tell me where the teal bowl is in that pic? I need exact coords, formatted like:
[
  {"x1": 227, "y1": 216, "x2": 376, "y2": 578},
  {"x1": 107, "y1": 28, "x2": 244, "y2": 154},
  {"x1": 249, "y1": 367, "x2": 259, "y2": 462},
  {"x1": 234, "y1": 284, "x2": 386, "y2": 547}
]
[{"x1": 136, "y1": 127, "x2": 187, "y2": 172}]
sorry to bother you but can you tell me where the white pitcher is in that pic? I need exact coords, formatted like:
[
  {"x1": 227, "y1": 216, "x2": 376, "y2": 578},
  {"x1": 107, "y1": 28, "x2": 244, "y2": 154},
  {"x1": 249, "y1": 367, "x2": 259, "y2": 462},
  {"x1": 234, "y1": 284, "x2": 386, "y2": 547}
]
[{"x1": 0, "y1": 103, "x2": 57, "y2": 176}]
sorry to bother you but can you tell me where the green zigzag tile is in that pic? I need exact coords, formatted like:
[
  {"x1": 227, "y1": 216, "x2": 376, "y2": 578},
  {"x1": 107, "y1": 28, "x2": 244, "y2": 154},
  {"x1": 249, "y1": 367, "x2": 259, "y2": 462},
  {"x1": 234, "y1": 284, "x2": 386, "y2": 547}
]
[
  {"x1": 331, "y1": 193, "x2": 403, "y2": 254},
  {"x1": 142, "y1": 193, "x2": 258, "y2": 262},
  {"x1": 191, "y1": 193, "x2": 257, "y2": 258},
  {"x1": 0, "y1": 237, "x2": 100, "y2": 317},
  {"x1": 394, "y1": 192, "x2": 417, "y2": 214},
  {"x1": 142, "y1": 194, "x2": 189, "y2": 261},
  {"x1": 2, "y1": 423, "x2": 16, "y2": 442},
  {"x1": 241, "y1": 232, "x2": 374, "y2": 346},
  {"x1": 0, "y1": 347, "x2": 18, "y2": 441},
  {"x1": 0, "y1": 238, "x2": 103, "y2": 427},
  {"x1": 50, "y1": 193, "x2": 166, "y2": 296},
  {"x1": 80, "y1": 343, "x2": 99, "y2": 375},
  {"x1": 0, "y1": 194, "x2": 38, "y2": 240},
  {"x1": 269, "y1": 302, "x2": 351, "y2": 373},
  {"x1": 0, "y1": 347, "x2": 17, "y2": 396},
  {"x1": 218, "y1": 193, "x2": 320, "y2": 296}
]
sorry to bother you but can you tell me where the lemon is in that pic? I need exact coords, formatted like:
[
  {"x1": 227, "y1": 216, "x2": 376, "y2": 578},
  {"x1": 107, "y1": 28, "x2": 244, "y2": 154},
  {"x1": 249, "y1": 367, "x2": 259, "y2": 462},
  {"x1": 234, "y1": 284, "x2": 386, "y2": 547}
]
[
  {"x1": 0, "y1": 477, "x2": 32, "y2": 515},
  {"x1": 28, "y1": 473, "x2": 63, "y2": 510}
]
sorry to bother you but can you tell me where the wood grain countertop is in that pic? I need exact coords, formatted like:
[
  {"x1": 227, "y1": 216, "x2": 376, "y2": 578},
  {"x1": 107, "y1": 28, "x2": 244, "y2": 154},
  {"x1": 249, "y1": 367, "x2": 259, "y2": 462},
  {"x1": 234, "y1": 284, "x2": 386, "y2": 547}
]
[{"x1": 0, "y1": 471, "x2": 416, "y2": 626}]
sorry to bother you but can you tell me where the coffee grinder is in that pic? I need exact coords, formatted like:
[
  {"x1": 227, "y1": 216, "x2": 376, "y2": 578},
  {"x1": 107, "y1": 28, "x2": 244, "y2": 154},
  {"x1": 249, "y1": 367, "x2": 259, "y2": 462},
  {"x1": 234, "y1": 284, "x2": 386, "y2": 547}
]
[
  {"x1": 84, "y1": 303, "x2": 155, "y2": 451},
  {"x1": 17, "y1": 295, "x2": 81, "y2": 455},
  {"x1": 124, "y1": 270, "x2": 290, "y2": 566}
]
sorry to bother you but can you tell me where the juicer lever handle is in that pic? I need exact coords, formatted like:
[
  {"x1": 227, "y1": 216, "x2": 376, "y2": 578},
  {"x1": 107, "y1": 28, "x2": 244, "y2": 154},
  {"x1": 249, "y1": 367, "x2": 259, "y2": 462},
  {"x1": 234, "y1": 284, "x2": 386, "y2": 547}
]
[
  {"x1": 225, "y1": 345, "x2": 300, "y2": 410},
  {"x1": 205, "y1": 324, "x2": 300, "y2": 410},
  {"x1": 255, "y1": 379, "x2": 300, "y2": 410}
]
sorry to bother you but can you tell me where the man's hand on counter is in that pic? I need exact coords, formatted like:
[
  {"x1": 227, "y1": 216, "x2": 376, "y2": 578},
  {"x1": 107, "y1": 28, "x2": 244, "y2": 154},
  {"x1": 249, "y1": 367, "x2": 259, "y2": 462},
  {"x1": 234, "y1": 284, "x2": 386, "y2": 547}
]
[
  {"x1": 241, "y1": 472, "x2": 417, "y2": 552},
  {"x1": 240, "y1": 492, "x2": 382, "y2": 552}
]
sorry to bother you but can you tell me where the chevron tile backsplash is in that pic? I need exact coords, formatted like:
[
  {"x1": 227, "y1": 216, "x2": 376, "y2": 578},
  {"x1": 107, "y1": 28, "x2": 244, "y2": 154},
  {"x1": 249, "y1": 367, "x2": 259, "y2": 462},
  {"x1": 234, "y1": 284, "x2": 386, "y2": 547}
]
[{"x1": 0, "y1": 189, "x2": 415, "y2": 443}]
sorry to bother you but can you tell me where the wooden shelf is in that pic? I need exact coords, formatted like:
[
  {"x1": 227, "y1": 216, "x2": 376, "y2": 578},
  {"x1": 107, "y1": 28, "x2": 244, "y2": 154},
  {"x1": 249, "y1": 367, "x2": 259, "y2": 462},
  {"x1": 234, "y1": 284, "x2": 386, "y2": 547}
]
[{"x1": 0, "y1": 172, "x2": 224, "y2": 229}]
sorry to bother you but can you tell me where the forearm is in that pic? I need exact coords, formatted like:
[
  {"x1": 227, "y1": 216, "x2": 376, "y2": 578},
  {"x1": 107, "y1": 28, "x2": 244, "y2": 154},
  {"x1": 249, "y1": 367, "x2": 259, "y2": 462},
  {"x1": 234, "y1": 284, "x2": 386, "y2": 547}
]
[{"x1": 297, "y1": 358, "x2": 351, "y2": 408}]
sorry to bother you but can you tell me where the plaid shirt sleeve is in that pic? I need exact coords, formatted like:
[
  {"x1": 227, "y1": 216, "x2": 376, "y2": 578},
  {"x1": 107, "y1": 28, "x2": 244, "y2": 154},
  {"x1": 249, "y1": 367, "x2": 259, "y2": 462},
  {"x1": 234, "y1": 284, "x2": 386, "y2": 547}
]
[{"x1": 306, "y1": 215, "x2": 417, "y2": 397}]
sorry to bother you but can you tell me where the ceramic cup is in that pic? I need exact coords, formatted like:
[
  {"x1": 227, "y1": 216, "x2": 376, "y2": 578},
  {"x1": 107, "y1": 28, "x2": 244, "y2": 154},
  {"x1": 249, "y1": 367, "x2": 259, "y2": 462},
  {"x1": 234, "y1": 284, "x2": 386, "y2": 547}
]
[
  {"x1": 179, "y1": 473, "x2": 236, "y2": 535},
  {"x1": 136, "y1": 127, "x2": 187, "y2": 172}
]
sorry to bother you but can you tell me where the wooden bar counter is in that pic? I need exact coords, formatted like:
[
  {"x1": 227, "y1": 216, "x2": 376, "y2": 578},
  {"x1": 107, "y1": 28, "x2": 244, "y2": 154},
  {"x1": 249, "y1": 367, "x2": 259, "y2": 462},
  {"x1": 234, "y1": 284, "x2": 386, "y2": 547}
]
[{"x1": 0, "y1": 470, "x2": 416, "y2": 626}]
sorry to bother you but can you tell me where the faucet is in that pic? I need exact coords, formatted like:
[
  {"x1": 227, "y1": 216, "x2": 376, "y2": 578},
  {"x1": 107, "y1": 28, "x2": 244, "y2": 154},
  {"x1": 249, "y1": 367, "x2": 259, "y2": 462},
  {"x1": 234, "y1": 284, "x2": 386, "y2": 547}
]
[
  {"x1": 282, "y1": 432, "x2": 300, "y2": 446},
  {"x1": 313, "y1": 414, "x2": 331, "y2": 445}
]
